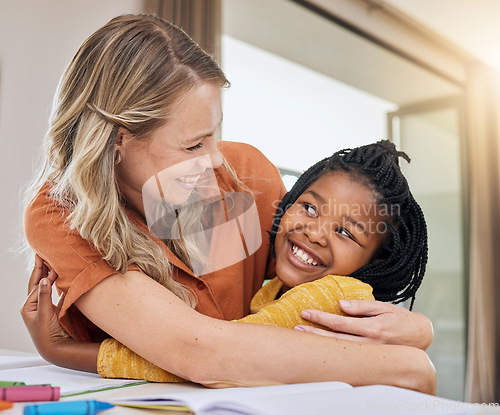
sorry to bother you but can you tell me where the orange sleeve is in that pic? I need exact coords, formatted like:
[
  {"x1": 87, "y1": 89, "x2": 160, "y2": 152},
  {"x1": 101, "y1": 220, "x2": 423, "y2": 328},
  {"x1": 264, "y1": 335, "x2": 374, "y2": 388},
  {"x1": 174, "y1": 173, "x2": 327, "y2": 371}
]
[{"x1": 23, "y1": 185, "x2": 138, "y2": 341}]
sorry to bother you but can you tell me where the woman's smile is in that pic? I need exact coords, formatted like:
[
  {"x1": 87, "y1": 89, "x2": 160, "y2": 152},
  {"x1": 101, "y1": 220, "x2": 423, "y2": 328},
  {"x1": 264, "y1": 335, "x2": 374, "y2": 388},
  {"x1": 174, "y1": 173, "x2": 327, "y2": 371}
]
[{"x1": 175, "y1": 172, "x2": 203, "y2": 190}]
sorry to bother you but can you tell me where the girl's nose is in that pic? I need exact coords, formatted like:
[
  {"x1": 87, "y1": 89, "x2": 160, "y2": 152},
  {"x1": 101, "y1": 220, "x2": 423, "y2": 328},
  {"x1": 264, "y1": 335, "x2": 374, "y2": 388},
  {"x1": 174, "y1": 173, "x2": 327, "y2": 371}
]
[{"x1": 304, "y1": 221, "x2": 328, "y2": 246}]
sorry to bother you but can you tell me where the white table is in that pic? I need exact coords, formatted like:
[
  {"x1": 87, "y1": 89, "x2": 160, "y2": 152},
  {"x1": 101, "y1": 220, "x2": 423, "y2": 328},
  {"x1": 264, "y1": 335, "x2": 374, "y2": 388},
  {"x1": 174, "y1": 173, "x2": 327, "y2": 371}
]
[{"x1": 1, "y1": 350, "x2": 499, "y2": 415}]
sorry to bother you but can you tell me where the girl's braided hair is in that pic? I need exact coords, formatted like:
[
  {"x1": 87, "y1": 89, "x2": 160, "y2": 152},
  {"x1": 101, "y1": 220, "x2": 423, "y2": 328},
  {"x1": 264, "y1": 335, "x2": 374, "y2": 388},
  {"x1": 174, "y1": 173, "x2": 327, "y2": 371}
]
[{"x1": 269, "y1": 140, "x2": 428, "y2": 309}]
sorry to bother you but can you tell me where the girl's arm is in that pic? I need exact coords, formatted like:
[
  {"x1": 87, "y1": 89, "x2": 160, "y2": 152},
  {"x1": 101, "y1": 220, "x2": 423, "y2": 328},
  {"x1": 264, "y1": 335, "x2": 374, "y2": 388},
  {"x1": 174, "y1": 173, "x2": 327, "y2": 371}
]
[
  {"x1": 21, "y1": 256, "x2": 100, "y2": 373},
  {"x1": 72, "y1": 270, "x2": 435, "y2": 393},
  {"x1": 21, "y1": 261, "x2": 182, "y2": 382}
]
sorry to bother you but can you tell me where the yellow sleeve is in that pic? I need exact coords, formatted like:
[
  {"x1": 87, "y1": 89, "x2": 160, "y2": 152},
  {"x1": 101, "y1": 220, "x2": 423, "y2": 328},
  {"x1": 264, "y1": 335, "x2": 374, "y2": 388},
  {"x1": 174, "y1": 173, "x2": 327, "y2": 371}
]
[
  {"x1": 237, "y1": 275, "x2": 374, "y2": 330},
  {"x1": 97, "y1": 338, "x2": 187, "y2": 383}
]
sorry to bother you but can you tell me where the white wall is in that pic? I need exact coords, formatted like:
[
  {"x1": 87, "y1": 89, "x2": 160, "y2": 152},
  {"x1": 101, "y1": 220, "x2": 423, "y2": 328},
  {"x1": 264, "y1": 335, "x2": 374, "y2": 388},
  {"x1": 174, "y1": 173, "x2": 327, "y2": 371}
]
[
  {"x1": 0, "y1": 0, "x2": 143, "y2": 352},
  {"x1": 221, "y1": 35, "x2": 397, "y2": 174}
]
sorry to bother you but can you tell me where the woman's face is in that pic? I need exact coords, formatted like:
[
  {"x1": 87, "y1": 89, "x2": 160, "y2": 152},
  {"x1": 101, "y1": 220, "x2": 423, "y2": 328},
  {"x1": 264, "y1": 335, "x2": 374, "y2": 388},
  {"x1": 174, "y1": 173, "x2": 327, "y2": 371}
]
[
  {"x1": 274, "y1": 172, "x2": 386, "y2": 290},
  {"x1": 116, "y1": 83, "x2": 223, "y2": 214}
]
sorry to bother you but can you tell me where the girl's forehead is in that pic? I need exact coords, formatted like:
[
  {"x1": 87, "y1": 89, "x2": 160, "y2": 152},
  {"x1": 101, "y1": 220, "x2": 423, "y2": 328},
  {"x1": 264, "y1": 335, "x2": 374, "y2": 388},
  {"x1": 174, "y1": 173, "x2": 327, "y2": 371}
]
[{"x1": 303, "y1": 171, "x2": 376, "y2": 202}]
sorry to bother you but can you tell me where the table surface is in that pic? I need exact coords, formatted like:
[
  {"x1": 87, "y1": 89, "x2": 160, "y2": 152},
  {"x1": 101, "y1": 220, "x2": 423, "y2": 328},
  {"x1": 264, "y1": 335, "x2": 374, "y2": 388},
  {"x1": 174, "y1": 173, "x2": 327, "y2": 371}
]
[{"x1": 1, "y1": 349, "x2": 499, "y2": 415}]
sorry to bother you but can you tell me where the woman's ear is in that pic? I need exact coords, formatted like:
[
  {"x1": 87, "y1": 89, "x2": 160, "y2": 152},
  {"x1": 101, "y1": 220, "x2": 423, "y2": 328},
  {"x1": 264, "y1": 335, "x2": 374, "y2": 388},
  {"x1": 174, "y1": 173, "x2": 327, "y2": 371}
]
[{"x1": 115, "y1": 127, "x2": 133, "y2": 160}]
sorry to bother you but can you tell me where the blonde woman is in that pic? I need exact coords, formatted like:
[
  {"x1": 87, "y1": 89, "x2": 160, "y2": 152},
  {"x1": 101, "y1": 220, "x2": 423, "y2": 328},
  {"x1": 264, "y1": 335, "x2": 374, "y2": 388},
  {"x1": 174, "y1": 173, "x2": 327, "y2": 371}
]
[{"x1": 22, "y1": 14, "x2": 435, "y2": 393}]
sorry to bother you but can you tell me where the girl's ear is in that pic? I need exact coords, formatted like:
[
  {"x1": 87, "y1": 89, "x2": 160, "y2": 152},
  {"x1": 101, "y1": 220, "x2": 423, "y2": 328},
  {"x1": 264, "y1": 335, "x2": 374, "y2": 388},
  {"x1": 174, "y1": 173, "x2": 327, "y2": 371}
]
[{"x1": 115, "y1": 127, "x2": 133, "y2": 159}]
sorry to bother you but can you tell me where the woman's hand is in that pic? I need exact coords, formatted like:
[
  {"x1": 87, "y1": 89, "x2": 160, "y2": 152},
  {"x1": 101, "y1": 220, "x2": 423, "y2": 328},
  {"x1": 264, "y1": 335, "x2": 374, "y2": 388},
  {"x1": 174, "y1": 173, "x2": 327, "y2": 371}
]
[
  {"x1": 20, "y1": 255, "x2": 100, "y2": 372},
  {"x1": 295, "y1": 300, "x2": 433, "y2": 350}
]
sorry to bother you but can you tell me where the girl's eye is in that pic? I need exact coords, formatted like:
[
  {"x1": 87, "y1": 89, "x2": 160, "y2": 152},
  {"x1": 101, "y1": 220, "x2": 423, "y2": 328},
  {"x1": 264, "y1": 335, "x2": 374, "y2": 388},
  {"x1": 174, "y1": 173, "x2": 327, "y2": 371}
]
[
  {"x1": 186, "y1": 142, "x2": 203, "y2": 152},
  {"x1": 337, "y1": 227, "x2": 355, "y2": 241},
  {"x1": 301, "y1": 203, "x2": 318, "y2": 217}
]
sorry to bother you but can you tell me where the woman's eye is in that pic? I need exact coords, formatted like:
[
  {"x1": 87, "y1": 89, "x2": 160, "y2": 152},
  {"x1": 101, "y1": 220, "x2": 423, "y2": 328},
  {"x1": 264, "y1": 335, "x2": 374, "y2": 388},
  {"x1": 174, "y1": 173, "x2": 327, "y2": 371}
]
[
  {"x1": 301, "y1": 203, "x2": 318, "y2": 217},
  {"x1": 186, "y1": 142, "x2": 203, "y2": 152}
]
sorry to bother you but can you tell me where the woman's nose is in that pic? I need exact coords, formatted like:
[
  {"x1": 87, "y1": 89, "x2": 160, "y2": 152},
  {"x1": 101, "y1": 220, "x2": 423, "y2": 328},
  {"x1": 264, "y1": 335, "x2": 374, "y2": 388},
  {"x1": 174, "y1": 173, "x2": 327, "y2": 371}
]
[
  {"x1": 197, "y1": 138, "x2": 223, "y2": 170},
  {"x1": 209, "y1": 145, "x2": 223, "y2": 169}
]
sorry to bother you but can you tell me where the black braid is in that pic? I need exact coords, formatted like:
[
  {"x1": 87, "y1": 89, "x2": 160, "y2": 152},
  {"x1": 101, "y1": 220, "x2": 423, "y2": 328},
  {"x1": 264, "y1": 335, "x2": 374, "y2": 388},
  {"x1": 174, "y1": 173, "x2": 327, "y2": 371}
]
[{"x1": 269, "y1": 140, "x2": 428, "y2": 310}]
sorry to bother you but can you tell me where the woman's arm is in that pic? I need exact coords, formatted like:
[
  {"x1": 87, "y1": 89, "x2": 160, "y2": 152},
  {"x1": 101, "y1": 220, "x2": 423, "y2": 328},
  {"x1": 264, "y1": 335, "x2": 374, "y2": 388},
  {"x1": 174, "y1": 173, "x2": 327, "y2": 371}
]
[
  {"x1": 90, "y1": 275, "x2": 375, "y2": 383},
  {"x1": 21, "y1": 257, "x2": 435, "y2": 391},
  {"x1": 23, "y1": 271, "x2": 432, "y2": 389},
  {"x1": 74, "y1": 270, "x2": 435, "y2": 394}
]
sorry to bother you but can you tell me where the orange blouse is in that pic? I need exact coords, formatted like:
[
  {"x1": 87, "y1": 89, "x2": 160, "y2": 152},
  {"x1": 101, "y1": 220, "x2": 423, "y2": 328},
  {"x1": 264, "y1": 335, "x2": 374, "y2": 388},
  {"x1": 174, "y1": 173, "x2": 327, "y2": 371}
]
[{"x1": 24, "y1": 141, "x2": 286, "y2": 342}]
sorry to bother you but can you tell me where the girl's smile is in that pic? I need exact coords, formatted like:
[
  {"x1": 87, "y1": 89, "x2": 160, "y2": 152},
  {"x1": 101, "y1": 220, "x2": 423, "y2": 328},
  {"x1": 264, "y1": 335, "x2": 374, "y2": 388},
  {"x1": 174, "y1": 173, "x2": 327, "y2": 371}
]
[{"x1": 288, "y1": 240, "x2": 324, "y2": 268}]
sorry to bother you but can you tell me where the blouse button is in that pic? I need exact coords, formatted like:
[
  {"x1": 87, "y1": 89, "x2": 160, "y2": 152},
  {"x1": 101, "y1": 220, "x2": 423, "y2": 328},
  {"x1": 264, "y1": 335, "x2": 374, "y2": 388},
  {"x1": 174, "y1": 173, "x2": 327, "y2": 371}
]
[{"x1": 196, "y1": 281, "x2": 206, "y2": 290}]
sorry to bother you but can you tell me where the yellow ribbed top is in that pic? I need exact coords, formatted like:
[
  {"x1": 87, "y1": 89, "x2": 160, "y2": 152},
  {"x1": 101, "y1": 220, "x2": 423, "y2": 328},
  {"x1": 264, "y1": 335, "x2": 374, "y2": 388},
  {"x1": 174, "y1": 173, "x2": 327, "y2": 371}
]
[{"x1": 241, "y1": 275, "x2": 374, "y2": 329}]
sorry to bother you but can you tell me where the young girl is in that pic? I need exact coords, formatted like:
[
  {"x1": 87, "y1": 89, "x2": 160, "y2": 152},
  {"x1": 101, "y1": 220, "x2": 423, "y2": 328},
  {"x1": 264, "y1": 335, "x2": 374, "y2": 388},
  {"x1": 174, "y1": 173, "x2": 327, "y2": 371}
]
[{"x1": 75, "y1": 139, "x2": 428, "y2": 382}]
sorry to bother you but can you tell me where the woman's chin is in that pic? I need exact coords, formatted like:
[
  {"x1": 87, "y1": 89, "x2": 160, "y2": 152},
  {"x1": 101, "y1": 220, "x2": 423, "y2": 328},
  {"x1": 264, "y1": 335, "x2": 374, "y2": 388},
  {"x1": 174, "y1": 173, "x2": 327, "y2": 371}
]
[
  {"x1": 159, "y1": 182, "x2": 196, "y2": 206},
  {"x1": 166, "y1": 193, "x2": 193, "y2": 206}
]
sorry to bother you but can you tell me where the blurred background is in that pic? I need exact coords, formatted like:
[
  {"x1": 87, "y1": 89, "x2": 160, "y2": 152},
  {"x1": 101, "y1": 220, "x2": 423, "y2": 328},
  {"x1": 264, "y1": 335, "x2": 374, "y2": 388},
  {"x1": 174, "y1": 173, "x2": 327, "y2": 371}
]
[{"x1": 1, "y1": 0, "x2": 499, "y2": 404}]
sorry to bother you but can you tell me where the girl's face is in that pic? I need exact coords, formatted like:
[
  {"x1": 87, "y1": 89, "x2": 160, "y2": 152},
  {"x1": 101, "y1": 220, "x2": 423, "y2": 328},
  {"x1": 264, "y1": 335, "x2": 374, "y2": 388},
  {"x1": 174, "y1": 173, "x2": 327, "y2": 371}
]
[
  {"x1": 116, "y1": 83, "x2": 223, "y2": 215},
  {"x1": 274, "y1": 172, "x2": 386, "y2": 290}
]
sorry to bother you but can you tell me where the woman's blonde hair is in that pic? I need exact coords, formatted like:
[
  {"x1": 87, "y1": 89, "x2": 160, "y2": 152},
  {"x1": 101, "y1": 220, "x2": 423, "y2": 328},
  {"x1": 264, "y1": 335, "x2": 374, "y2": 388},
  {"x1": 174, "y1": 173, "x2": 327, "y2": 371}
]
[{"x1": 28, "y1": 14, "x2": 230, "y2": 306}]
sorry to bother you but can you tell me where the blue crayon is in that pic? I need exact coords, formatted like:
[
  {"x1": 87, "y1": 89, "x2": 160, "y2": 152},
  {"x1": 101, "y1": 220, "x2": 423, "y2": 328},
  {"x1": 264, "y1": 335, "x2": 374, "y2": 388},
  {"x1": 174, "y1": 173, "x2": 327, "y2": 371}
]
[{"x1": 24, "y1": 400, "x2": 114, "y2": 415}]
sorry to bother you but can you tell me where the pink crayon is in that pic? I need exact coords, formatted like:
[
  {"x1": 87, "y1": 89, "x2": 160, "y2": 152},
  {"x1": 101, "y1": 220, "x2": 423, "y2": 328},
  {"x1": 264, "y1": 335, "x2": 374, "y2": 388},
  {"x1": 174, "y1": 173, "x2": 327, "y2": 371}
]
[{"x1": 0, "y1": 385, "x2": 60, "y2": 402}]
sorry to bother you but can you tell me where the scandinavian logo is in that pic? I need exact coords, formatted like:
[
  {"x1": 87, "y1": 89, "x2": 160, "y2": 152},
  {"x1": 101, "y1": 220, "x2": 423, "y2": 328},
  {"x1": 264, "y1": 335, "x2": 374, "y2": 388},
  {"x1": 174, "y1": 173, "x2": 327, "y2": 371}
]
[{"x1": 142, "y1": 156, "x2": 262, "y2": 276}]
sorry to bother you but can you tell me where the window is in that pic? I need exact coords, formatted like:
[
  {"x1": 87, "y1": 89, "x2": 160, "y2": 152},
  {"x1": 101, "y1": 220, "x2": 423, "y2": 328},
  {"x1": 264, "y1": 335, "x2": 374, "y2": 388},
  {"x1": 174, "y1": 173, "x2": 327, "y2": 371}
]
[{"x1": 222, "y1": 0, "x2": 466, "y2": 399}]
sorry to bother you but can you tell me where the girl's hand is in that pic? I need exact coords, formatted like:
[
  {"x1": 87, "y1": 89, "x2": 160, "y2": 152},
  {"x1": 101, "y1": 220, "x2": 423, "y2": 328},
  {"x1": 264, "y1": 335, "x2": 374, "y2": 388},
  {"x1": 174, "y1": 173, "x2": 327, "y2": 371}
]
[
  {"x1": 20, "y1": 255, "x2": 100, "y2": 372},
  {"x1": 295, "y1": 300, "x2": 433, "y2": 350},
  {"x1": 20, "y1": 255, "x2": 71, "y2": 356}
]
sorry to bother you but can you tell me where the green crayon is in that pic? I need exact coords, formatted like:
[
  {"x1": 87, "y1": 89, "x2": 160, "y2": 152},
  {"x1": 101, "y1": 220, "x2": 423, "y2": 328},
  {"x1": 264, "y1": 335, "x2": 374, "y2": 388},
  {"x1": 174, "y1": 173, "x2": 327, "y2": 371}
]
[{"x1": 0, "y1": 380, "x2": 26, "y2": 386}]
